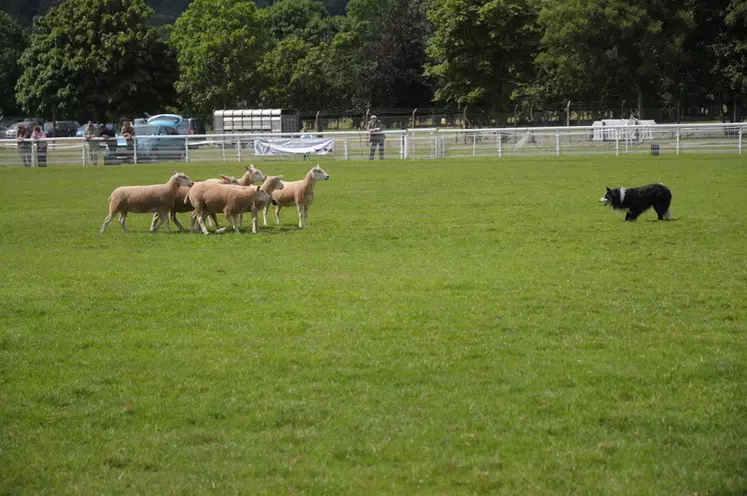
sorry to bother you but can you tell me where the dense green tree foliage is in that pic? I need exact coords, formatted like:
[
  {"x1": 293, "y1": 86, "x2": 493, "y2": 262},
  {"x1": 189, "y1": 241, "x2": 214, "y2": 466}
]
[
  {"x1": 170, "y1": 0, "x2": 273, "y2": 112},
  {"x1": 0, "y1": 11, "x2": 26, "y2": 114},
  {"x1": 259, "y1": 36, "x2": 346, "y2": 109},
  {"x1": 425, "y1": 0, "x2": 540, "y2": 110},
  {"x1": 4, "y1": 0, "x2": 747, "y2": 120},
  {"x1": 536, "y1": 0, "x2": 694, "y2": 118},
  {"x1": 266, "y1": 0, "x2": 333, "y2": 43},
  {"x1": 14, "y1": 0, "x2": 177, "y2": 122},
  {"x1": 329, "y1": 0, "x2": 432, "y2": 108}
]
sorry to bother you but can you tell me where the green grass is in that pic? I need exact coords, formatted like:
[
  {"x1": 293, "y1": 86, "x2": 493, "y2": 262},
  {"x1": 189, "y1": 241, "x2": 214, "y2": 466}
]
[{"x1": 0, "y1": 155, "x2": 745, "y2": 495}]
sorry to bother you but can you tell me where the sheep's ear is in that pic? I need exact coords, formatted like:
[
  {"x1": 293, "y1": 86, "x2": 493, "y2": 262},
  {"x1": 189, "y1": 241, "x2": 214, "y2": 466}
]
[
  {"x1": 172, "y1": 168, "x2": 178, "y2": 175},
  {"x1": 244, "y1": 165, "x2": 250, "y2": 171},
  {"x1": 220, "y1": 174, "x2": 229, "y2": 180},
  {"x1": 278, "y1": 175, "x2": 284, "y2": 179}
]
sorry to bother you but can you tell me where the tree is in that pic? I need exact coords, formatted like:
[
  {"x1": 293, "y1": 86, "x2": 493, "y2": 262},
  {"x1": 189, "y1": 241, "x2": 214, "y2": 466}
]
[
  {"x1": 259, "y1": 36, "x2": 347, "y2": 109},
  {"x1": 425, "y1": 0, "x2": 541, "y2": 111},
  {"x1": 0, "y1": 12, "x2": 26, "y2": 114},
  {"x1": 334, "y1": 0, "x2": 433, "y2": 108},
  {"x1": 170, "y1": 0, "x2": 274, "y2": 113},
  {"x1": 266, "y1": 0, "x2": 334, "y2": 44},
  {"x1": 536, "y1": 0, "x2": 694, "y2": 118},
  {"x1": 703, "y1": 0, "x2": 747, "y2": 121},
  {"x1": 15, "y1": 0, "x2": 177, "y2": 122}
]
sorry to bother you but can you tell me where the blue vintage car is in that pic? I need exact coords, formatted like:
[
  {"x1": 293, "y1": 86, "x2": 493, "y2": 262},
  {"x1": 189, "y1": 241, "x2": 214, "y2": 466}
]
[
  {"x1": 148, "y1": 114, "x2": 205, "y2": 136},
  {"x1": 117, "y1": 120, "x2": 187, "y2": 162}
]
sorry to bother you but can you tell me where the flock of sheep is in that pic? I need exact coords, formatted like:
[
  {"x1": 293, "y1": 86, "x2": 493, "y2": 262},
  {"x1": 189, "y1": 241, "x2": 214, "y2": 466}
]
[{"x1": 101, "y1": 164, "x2": 330, "y2": 234}]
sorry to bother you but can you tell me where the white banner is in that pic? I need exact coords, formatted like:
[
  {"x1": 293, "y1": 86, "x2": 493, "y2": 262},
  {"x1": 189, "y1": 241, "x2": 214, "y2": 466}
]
[{"x1": 254, "y1": 137, "x2": 334, "y2": 156}]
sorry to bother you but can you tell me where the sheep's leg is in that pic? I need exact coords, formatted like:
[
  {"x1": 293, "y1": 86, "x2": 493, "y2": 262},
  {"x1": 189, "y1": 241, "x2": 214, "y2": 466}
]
[
  {"x1": 296, "y1": 204, "x2": 304, "y2": 228},
  {"x1": 159, "y1": 212, "x2": 171, "y2": 233},
  {"x1": 274, "y1": 205, "x2": 282, "y2": 225},
  {"x1": 208, "y1": 213, "x2": 220, "y2": 229},
  {"x1": 231, "y1": 215, "x2": 241, "y2": 234},
  {"x1": 118, "y1": 212, "x2": 129, "y2": 232},
  {"x1": 150, "y1": 213, "x2": 161, "y2": 232},
  {"x1": 197, "y1": 213, "x2": 210, "y2": 235},
  {"x1": 101, "y1": 214, "x2": 115, "y2": 233},
  {"x1": 302, "y1": 204, "x2": 310, "y2": 228},
  {"x1": 171, "y1": 211, "x2": 185, "y2": 232},
  {"x1": 251, "y1": 205, "x2": 260, "y2": 233},
  {"x1": 216, "y1": 217, "x2": 230, "y2": 234},
  {"x1": 189, "y1": 212, "x2": 199, "y2": 233},
  {"x1": 262, "y1": 204, "x2": 269, "y2": 226}
]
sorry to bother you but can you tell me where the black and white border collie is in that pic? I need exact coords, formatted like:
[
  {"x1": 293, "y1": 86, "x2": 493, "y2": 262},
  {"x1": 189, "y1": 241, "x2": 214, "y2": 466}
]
[{"x1": 599, "y1": 183, "x2": 672, "y2": 221}]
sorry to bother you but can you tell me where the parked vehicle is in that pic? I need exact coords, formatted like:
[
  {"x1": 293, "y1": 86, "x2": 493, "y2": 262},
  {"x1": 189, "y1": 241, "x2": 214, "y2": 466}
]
[
  {"x1": 147, "y1": 114, "x2": 205, "y2": 135},
  {"x1": 44, "y1": 120, "x2": 81, "y2": 138},
  {"x1": 75, "y1": 123, "x2": 99, "y2": 137},
  {"x1": 4, "y1": 120, "x2": 43, "y2": 138},
  {"x1": 117, "y1": 121, "x2": 186, "y2": 162}
]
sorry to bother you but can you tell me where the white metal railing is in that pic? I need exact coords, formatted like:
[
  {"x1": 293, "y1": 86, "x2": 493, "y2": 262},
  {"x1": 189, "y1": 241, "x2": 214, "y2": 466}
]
[{"x1": 0, "y1": 122, "x2": 744, "y2": 167}]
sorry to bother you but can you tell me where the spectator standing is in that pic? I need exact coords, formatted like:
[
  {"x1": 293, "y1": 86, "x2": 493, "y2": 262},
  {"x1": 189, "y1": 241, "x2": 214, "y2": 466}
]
[
  {"x1": 16, "y1": 124, "x2": 32, "y2": 167},
  {"x1": 367, "y1": 114, "x2": 385, "y2": 160},
  {"x1": 100, "y1": 123, "x2": 117, "y2": 165},
  {"x1": 84, "y1": 121, "x2": 100, "y2": 166},
  {"x1": 31, "y1": 125, "x2": 48, "y2": 167},
  {"x1": 121, "y1": 119, "x2": 135, "y2": 163}
]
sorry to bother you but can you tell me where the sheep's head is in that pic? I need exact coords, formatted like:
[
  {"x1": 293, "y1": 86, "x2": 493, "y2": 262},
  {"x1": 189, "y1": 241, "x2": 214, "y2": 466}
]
[
  {"x1": 262, "y1": 175, "x2": 284, "y2": 191},
  {"x1": 172, "y1": 170, "x2": 194, "y2": 187},
  {"x1": 244, "y1": 164, "x2": 267, "y2": 183},
  {"x1": 219, "y1": 174, "x2": 240, "y2": 185},
  {"x1": 256, "y1": 186, "x2": 271, "y2": 203},
  {"x1": 312, "y1": 165, "x2": 329, "y2": 181}
]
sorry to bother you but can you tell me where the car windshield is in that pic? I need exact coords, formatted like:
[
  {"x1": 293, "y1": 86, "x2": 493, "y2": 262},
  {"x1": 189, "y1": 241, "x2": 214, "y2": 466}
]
[
  {"x1": 134, "y1": 125, "x2": 159, "y2": 135},
  {"x1": 148, "y1": 115, "x2": 181, "y2": 125}
]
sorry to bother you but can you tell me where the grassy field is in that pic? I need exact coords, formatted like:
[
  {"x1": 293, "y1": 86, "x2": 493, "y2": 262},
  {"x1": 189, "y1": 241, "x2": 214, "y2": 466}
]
[{"x1": 0, "y1": 155, "x2": 745, "y2": 495}]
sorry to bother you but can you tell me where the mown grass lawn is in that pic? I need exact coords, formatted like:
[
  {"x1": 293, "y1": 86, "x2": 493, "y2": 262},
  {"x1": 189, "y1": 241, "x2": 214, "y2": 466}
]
[{"x1": 0, "y1": 155, "x2": 745, "y2": 495}]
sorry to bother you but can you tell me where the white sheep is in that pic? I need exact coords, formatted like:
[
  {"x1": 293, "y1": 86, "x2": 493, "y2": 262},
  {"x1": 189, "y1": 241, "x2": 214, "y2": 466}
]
[
  {"x1": 237, "y1": 164, "x2": 267, "y2": 186},
  {"x1": 150, "y1": 174, "x2": 239, "y2": 232},
  {"x1": 242, "y1": 175, "x2": 284, "y2": 230},
  {"x1": 265, "y1": 164, "x2": 329, "y2": 228},
  {"x1": 186, "y1": 183, "x2": 271, "y2": 235},
  {"x1": 101, "y1": 169, "x2": 194, "y2": 233}
]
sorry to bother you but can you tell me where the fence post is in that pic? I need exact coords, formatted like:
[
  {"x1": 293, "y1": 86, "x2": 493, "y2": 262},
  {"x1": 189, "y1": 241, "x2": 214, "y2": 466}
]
[
  {"x1": 237, "y1": 137, "x2": 241, "y2": 162},
  {"x1": 133, "y1": 137, "x2": 138, "y2": 164},
  {"x1": 497, "y1": 131, "x2": 502, "y2": 159},
  {"x1": 185, "y1": 136, "x2": 190, "y2": 163},
  {"x1": 676, "y1": 129, "x2": 680, "y2": 155},
  {"x1": 739, "y1": 127, "x2": 743, "y2": 155},
  {"x1": 472, "y1": 132, "x2": 477, "y2": 156},
  {"x1": 556, "y1": 129, "x2": 560, "y2": 156},
  {"x1": 32, "y1": 141, "x2": 38, "y2": 167},
  {"x1": 615, "y1": 132, "x2": 620, "y2": 157},
  {"x1": 83, "y1": 141, "x2": 88, "y2": 167},
  {"x1": 344, "y1": 136, "x2": 348, "y2": 160}
]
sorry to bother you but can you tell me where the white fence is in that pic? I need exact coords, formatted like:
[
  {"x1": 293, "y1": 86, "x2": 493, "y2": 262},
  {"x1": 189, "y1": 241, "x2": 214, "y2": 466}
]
[{"x1": 0, "y1": 122, "x2": 743, "y2": 167}]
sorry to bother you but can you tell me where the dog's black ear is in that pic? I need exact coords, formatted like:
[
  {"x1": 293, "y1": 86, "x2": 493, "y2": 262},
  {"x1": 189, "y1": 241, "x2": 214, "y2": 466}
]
[{"x1": 606, "y1": 187, "x2": 611, "y2": 192}]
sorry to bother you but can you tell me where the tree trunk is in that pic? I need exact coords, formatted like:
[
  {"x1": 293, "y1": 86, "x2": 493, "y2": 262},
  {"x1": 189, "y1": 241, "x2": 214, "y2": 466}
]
[{"x1": 637, "y1": 87, "x2": 644, "y2": 119}]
